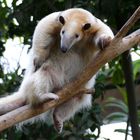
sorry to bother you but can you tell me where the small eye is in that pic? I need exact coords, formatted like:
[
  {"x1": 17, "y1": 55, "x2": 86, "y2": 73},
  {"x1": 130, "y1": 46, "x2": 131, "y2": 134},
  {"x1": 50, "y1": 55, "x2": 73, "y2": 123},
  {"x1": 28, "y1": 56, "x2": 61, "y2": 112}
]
[
  {"x1": 62, "y1": 30, "x2": 65, "y2": 34},
  {"x1": 75, "y1": 34, "x2": 79, "y2": 38}
]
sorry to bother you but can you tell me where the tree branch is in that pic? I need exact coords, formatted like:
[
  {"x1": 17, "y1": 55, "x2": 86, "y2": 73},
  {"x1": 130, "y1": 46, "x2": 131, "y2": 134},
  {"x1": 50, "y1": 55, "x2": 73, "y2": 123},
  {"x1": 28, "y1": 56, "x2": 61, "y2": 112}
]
[
  {"x1": 0, "y1": 6, "x2": 140, "y2": 132},
  {"x1": 0, "y1": 98, "x2": 25, "y2": 115},
  {"x1": 115, "y1": 6, "x2": 140, "y2": 38}
]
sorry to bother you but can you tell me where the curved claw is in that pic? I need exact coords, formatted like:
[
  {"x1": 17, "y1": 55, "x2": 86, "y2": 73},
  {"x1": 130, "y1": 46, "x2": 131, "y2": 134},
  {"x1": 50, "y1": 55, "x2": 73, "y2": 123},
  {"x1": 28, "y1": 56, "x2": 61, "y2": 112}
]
[
  {"x1": 53, "y1": 112, "x2": 63, "y2": 133},
  {"x1": 97, "y1": 35, "x2": 112, "y2": 50},
  {"x1": 40, "y1": 93, "x2": 59, "y2": 103}
]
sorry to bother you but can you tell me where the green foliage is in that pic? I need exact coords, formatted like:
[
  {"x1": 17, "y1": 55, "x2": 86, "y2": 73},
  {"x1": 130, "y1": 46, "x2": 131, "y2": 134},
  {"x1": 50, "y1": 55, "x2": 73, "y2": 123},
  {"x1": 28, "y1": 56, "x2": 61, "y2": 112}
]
[
  {"x1": 0, "y1": 70, "x2": 22, "y2": 94},
  {"x1": 104, "y1": 96, "x2": 128, "y2": 123},
  {"x1": 133, "y1": 59, "x2": 140, "y2": 78},
  {"x1": 114, "y1": 129, "x2": 132, "y2": 137},
  {"x1": 103, "y1": 88, "x2": 129, "y2": 138}
]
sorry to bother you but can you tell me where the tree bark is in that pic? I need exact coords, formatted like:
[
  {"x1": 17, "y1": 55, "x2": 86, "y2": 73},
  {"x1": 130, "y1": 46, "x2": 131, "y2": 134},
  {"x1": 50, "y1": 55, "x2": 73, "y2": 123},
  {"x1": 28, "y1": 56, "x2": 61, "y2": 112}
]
[
  {"x1": 122, "y1": 51, "x2": 140, "y2": 140},
  {"x1": 0, "y1": 6, "x2": 139, "y2": 133},
  {"x1": 117, "y1": 6, "x2": 140, "y2": 140}
]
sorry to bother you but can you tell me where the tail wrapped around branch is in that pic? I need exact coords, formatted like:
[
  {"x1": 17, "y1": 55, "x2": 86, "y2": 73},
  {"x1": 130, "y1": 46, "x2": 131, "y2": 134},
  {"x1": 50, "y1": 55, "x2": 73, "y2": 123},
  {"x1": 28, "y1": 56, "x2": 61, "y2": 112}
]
[{"x1": 0, "y1": 92, "x2": 26, "y2": 115}]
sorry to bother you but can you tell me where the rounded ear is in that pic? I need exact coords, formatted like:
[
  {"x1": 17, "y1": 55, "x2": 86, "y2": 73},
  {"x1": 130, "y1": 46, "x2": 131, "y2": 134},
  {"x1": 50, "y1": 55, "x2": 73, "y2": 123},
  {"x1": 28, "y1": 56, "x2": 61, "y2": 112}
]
[
  {"x1": 82, "y1": 23, "x2": 91, "y2": 30},
  {"x1": 59, "y1": 16, "x2": 65, "y2": 25}
]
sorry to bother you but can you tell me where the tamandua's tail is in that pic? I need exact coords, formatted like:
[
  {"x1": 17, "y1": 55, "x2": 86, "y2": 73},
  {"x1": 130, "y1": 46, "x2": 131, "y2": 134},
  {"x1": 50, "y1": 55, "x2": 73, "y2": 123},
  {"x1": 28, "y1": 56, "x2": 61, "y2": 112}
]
[{"x1": 0, "y1": 92, "x2": 26, "y2": 115}]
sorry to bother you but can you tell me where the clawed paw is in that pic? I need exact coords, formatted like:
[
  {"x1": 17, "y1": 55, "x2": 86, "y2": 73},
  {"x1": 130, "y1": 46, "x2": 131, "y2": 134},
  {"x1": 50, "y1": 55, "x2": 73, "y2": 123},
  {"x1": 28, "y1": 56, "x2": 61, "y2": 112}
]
[
  {"x1": 33, "y1": 57, "x2": 46, "y2": 72},
  {"x1": 53, "y1": 113, "x2": 63, "y2": 133},
  {"x1": 40, "y1": 93, "x2": 59, "y2": 102},
  {"x1": 97, "y1": 35, "x2": 112, "y2": 50}
]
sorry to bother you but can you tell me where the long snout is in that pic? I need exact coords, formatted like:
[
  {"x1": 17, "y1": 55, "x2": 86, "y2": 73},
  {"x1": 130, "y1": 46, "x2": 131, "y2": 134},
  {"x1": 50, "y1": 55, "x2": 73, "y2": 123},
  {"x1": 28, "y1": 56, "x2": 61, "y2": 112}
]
[
  {"x1": 60, "y1": 36, "x2": 73, "y2": 53},
  {"x1": 60, "y1": 46, "x2": 68, "y2": 53}
]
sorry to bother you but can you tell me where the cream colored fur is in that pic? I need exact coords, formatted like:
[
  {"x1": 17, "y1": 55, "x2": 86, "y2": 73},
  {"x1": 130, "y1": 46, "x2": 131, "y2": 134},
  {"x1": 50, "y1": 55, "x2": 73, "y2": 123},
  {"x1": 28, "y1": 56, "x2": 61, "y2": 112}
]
[{"x1": 0, "y1": 8, "x2": 114, "y2": 133}]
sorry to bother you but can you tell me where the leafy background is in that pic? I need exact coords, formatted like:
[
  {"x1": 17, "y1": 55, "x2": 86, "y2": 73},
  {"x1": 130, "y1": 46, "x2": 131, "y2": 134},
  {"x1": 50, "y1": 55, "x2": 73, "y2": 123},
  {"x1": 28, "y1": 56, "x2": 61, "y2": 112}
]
[{"x1": 0, "y1": 0, "x2": 140, "y2": 140}]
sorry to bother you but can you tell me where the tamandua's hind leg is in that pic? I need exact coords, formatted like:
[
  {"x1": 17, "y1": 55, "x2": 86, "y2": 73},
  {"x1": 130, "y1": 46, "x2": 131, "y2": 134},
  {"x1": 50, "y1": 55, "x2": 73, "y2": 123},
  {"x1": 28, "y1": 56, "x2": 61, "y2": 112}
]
[
  {"x1": 53, "y1": 94, "x2": 92, "y2": 133},
  {"x1": 53, "y1": 75, "x2": 96, "y2": 133}
]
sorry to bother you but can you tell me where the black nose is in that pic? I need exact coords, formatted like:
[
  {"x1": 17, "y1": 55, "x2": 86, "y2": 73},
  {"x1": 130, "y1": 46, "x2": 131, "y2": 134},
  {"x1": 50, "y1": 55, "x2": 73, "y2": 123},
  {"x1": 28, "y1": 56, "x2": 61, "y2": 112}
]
[{"x1": 61, "y1": 46, "x2": 67, "y2": 53}]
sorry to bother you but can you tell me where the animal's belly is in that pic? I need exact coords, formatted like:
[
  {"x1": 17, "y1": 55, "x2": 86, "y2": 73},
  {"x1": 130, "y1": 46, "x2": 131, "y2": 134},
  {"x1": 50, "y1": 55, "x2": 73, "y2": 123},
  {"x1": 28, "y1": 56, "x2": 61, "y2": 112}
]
[{"x1": 50, "y1": 51, "x2": 86, "y2": 84}]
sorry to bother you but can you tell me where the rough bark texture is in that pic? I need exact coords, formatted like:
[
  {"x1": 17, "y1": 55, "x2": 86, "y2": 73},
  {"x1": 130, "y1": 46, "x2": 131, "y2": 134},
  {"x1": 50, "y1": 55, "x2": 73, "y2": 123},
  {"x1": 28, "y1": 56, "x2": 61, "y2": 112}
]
[
  {"x1": 0, "y1": 6, "x2": 140, "y2": 132},
  {"x1": 122, "y1": 51, "x2": 140, "y2": 140}
]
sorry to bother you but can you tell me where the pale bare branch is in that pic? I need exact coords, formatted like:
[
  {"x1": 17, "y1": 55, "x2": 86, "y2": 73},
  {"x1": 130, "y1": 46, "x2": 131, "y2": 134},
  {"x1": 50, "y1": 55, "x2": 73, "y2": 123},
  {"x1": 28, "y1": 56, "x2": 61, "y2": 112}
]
[{"x1": 0, "y1": 6, "x2": 140, "y2": 132}]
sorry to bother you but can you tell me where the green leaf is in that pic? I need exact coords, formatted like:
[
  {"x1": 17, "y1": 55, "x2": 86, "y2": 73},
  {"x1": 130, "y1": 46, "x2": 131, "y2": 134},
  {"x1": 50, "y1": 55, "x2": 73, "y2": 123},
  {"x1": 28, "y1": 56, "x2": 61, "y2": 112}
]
[
  {"x1": 105, "y1": 97, "x2": 128, "y2": 112},
  {"x1": 112, "y1": 67, "x2": 124, "y2": 85},
  {"x1": 116, "y1": 86, "x2": 128, "y2": 104},
  {"x1": 105, "y1": 103, "x2": 128, "y2": 113},
  {"x1": 133, "y1": 59, "x2": 140, "y2": 78},
  {"x1": 104, "y1": 112, "x2": 128, "y2": 123},
  {"x1": 115, "y1": 129, "x2": 132, "y2": 136}
]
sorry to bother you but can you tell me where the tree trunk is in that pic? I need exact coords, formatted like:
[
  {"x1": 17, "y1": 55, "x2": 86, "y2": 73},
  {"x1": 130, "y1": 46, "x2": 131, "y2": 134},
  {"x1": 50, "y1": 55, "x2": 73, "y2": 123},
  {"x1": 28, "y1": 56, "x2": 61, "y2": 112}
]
[{"x1": 121, "y1": 50, "x2": 140, "y2": 140}]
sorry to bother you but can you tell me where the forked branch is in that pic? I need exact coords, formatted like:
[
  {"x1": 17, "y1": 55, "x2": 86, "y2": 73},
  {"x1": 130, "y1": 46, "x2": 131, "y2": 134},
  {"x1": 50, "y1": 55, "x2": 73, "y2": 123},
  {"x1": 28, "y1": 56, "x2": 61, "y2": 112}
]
[{"x1": 0, "y1": 6, "x2": 140, "y2": 132}]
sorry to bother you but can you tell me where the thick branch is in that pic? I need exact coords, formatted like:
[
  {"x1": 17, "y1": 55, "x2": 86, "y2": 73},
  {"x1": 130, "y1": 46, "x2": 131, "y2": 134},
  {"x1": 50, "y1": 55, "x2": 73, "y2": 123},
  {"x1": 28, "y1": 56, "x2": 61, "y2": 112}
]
[
  {"x1": 0, "y1": 29, "x2": 139, "y2": 132},
  {"x1": 1, "y1": 7, "x2": 140, "y2": 116},
  {"x1": 0, "y1": 7, "x2": 140, "y2": 132},
  {"x1": 115, "y1": 6, "x2": 140, "y2": 38}
]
